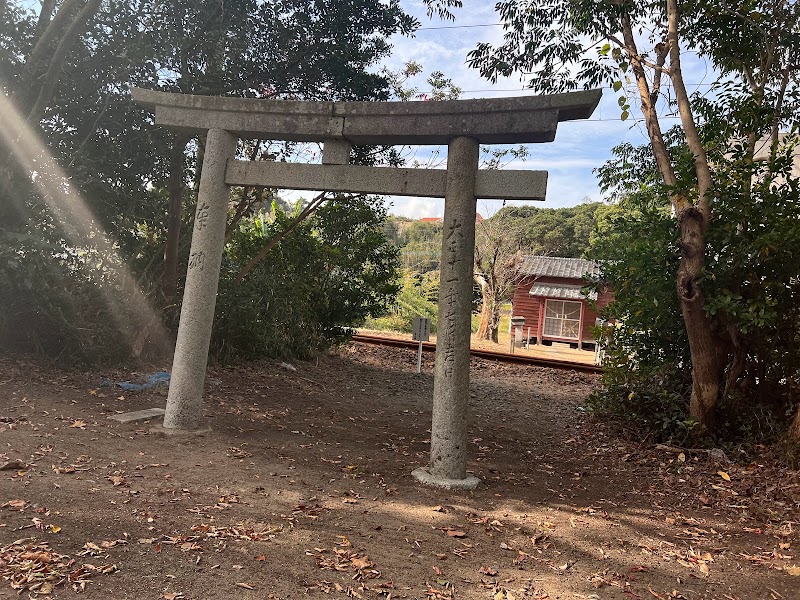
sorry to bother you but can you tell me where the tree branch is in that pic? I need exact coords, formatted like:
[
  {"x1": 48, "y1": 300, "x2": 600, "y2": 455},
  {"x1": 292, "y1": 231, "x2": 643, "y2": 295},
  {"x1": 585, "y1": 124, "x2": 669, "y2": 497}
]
[
  {"x1": 768, "y1": 62, "x2": 792, "y2": 163},
  {"x1": 32, "y1": 0, "x2": 57, "y2": 46},
  {"x1": 597, "y1": 23, "x2": 672, "y2": 76},
  {"x1": 620, "y1": 13, "x2": 678, "y2": 192},
  {"x1": 226, "y1": 140, "x2": 264, "y2": 238},
  {"x1": 235, "y1": 192, "x2": 329, "y2": 283},
  {"x1": 650, "y1": 42, "x2": 669, "y2": 106},
  {"x1": 667, "y1": 0, "x2": 712, "y2": 222},
  {"x1": 19, "y1": 0, "x2": 82, "y2": 100},
  {"x1": 26, "y1": 0, "x2": 103, "y2": 124}
]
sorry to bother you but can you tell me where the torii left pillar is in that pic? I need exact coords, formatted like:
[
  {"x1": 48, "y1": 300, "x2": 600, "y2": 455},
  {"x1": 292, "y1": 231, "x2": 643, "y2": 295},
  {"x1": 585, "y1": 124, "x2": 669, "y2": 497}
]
[{"x1": 163, "y1": 128, "x2": 236, "y2": 430}]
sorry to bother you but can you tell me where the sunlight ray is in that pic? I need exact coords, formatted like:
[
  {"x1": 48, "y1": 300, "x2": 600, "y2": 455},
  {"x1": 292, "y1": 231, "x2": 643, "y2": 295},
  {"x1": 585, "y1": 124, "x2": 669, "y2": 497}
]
[{"x1": 0, "y1": 93, "x2": 170, "y2": 356}]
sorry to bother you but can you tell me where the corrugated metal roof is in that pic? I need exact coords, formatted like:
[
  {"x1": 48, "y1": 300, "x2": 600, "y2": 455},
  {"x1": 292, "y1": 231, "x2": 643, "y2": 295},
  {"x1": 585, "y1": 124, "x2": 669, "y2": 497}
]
[
  {"x1": 519, "y1": 255, "x2": 600, "y2": 279},
  {"x1": 529, "y1": 283, "x2": 597, "y2": 301}
]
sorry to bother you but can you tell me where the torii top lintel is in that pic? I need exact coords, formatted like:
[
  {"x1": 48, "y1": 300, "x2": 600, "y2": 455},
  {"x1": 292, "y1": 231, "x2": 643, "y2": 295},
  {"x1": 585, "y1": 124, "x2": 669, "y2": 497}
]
[{"x1": 130, "y1": 87, "x2": 601, "y2": 145}]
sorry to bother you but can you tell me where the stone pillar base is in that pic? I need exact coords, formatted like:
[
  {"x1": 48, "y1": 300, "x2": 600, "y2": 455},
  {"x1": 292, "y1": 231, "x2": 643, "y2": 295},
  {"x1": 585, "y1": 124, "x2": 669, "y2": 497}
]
[
  {"x1": 150, "y1": 425, "x2": 212, "y2": 437},
  {"x1": 412, "y1": 467, "x2": 481, "y2": 491}
]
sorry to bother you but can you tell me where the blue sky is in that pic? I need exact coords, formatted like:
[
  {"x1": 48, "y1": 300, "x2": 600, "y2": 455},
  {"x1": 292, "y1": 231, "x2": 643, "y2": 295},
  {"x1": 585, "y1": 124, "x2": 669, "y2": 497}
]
[{"x1": 377, "y1": 1, "x2": 714, "y2": 219}]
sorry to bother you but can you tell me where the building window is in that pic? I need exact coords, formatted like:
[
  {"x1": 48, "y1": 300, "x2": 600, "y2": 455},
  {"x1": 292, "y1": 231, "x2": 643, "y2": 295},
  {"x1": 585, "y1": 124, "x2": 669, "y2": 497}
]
[{"x1": 543, "y1": 300, "x2": 582, "y2": 340}]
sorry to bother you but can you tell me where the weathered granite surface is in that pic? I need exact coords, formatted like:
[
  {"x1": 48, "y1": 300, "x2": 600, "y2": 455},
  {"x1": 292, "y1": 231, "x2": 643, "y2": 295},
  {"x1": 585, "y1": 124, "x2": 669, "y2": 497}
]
[
  {"x1": 163, "y1": 128, "x2": 236, "y2": 431},
  {"x1": 225, "y1": 161, "x2": 548, "y2": 200},
  {"x1": 424, "y1": 136, "x2": 480, "y2": 487},
  {"x1": 108, "y1": 408, "x2": 165, "y2": 423},
  {"x1": 131, "y1": 87, "x2": 601, "y2": 144}
]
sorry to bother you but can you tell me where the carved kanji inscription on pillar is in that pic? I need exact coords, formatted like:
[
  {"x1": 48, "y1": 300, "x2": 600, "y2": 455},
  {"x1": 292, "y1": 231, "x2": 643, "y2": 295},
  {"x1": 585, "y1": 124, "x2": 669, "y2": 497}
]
[
  {"x1": 188, "y1": 250, "x2": 206, "y2": 272},
  {"x1": 195, "y1": 201, "x2": 211, "y2": 231}
]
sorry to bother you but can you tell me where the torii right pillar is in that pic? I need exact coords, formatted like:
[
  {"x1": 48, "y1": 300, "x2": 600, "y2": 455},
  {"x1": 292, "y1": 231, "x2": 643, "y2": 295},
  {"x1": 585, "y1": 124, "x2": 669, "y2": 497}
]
[{"x1": 412, "y1": 136, "x2": 482, "y2": 490}]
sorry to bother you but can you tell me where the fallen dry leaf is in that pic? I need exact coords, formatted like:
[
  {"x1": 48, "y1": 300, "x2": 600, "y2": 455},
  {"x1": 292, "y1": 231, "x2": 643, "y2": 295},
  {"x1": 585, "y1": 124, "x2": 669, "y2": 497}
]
[
  {"x1": 718, "y1": 470, "x2": 731, "y2": 482},
  {"x1": 350, "y1": 555, "x2": 373, "y2": 570},
  {"x1": 3, "y1": 499, "x2": 27, "y2": 511},
  {"x1": 69, "y1": 420, "x2": 88, "y2": 429},
  {"x1": 235, "y1": 582, "x2": 255, "y2": 590},
  {"x1": 446, "y1": 530, "x2": 466, "y2": 538},
  {"x1": 0, "y1": 539, "x2": 116, "y2": 594}
]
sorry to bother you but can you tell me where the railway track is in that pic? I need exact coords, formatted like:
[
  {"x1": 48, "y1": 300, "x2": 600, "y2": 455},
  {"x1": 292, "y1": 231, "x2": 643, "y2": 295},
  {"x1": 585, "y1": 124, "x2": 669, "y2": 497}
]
[{"x1": 351, "y1": 333, "x2": 602, "y2": 374}]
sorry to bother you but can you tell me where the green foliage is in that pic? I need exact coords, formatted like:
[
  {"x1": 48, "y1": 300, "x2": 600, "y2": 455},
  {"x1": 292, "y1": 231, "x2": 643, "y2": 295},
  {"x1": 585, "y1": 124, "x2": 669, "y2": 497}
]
[
  {"x1": 466, "y1": 0, "x2": 800, "y2": 439},
  {"x1": 365, "y1": 270, "x2": 438, "y2": 334},
  {"x1": 393, "y1": 220, "x2": 443, "y2": 272},
  {"x1": 586, "y1": 359, "x2": 695, "y2": 442},
  {"x1": 213, "y1": 196, "x2": 399, "y2": 361},
  {"x1": 466, "y1": 0, "x2": 657, "y2": 93},
  {"x1": 589, "y1": 132, "x2": 800, "y2": 442},
  {"x1": 493, "y1": 202, "x2": 603, "y2": 258},
  {"x1": 0, "y1": 0, "x2": 415, "y2": 364},
  {"x1": 586, "y1": 189, "x2": 694, "y2": 439},
  {"x1": 0, "y1": 231, "x2": 161, "y2": 364},
  {"x1": 384, "y1": 61, "x2": 462, "y2": 101}
]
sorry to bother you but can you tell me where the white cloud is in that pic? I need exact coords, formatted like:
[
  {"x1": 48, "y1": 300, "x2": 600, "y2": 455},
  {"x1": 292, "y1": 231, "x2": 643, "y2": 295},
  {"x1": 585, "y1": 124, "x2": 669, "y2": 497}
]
[{"x1": 385, "y1": 196, "x2": 443, "y2": 219}]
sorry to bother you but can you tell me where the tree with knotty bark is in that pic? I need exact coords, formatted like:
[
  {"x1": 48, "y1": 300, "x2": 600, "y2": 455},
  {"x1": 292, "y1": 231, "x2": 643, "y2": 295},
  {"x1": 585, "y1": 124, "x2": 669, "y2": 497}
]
[
  {"x1": 590, "y1": 127, "x2": 800, "y2": 442},
  {"x1": 468, "y1": 0, "x2": 800, "y2": 437}
]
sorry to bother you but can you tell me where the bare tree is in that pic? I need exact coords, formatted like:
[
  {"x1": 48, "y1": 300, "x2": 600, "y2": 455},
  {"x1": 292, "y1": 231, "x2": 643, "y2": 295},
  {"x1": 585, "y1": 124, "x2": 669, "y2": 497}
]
[{"x1": 473, "y1": 216, "x2": 524, "y2": 343}]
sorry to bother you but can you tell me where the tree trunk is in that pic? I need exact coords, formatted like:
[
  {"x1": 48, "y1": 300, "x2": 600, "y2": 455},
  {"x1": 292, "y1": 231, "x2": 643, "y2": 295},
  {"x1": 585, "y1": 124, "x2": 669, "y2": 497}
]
[
  {"x1": 789, "y1": 407, "x2": 800, "y2": 442},
  {"x1": 677, "y1": 206, "x2": 723, "y2": 432},
  {"x1": 476, "y1": 287, "x2": 492, "y2": 340},
  {"x1": 0, "y1": 134, "x2": 25, "y2": 230},
  {"x1": 162, "y1": 134, "x2": 190, "y2": 301},
  {"x1": 26, "y1": 0, "x2": 102, "y2": 125},
  {"x1": 489, "y1": 307, "x2": 499, "y2": 343},
  {"x1": 667, "y1": 0, "x2": 723, "y2": 433},
  {"x1": 476, "y1": 289, "x2": 500, "y2": 343},
  {"x1": 621, "y1": 1, "x2": 725, "y2": 433}
]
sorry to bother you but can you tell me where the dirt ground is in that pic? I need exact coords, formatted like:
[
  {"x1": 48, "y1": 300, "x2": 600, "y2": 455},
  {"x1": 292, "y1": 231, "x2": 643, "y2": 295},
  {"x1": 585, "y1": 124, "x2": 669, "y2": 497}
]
[{"x1": 1, "y1": 343, "x2": 799, "y2": 600}]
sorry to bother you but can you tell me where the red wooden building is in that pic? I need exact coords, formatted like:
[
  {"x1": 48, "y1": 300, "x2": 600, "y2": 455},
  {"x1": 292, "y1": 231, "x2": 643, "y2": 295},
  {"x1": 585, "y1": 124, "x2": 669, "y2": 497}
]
[{"x1": 511, "y1": 256, "x2": 613, "y2": 349}]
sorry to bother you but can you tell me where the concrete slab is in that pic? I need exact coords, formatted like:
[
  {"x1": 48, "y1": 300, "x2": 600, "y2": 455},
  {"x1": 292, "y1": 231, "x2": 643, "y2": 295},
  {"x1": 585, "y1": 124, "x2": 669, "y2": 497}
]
[
  {"x1": 108, "y1": 408, "x2": 165, "y2": 423},
  {"x1": 150, "y1": 425, "x2": 212, "y2": 437},
  {"x1": 412, "y1": 467, "x2": 481, "y2": 491}
]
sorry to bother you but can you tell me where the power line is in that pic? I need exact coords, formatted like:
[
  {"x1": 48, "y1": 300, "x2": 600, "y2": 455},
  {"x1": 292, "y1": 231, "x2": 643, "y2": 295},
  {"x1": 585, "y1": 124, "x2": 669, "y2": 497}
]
[
  {"x1": 430, "y1": 83, "x2": 717, "y2": 94},
  {"x1": 417, "y1": 23, "x2": 501, "y2": 30}
]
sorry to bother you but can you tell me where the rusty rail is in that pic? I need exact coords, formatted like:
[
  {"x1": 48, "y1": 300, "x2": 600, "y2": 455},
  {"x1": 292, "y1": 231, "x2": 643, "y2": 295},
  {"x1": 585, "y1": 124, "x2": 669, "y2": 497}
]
[{"x1": 351, "y1": 334, "x2": 602, "y2": 374}]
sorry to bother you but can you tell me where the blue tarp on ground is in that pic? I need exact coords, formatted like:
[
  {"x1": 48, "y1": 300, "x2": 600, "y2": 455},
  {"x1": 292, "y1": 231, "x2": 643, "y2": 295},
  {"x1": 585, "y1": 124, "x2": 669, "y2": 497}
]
[{"x1": 100, "y1": 371, "x2": 171, "y2": 392}]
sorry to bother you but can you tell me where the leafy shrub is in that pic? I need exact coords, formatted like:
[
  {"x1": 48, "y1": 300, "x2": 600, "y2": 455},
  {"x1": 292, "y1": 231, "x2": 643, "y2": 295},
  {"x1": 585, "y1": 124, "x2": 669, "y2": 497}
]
[
  {"x1": 212, "y1": 196, "x2": 399, "y2": 361},
  {"x1": 589, "y1": 134, "x2": 800, "y2": 443},
  {"x1": 364, "y1": 271, "x2": 438, "y2": 333},
  {"x1": 0, "y1": 230, "x2": 165, "y2": 364}
]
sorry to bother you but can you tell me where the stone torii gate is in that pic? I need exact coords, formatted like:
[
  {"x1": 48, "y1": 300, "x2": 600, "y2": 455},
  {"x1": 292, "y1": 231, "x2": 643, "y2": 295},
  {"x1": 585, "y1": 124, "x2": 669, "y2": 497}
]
[{"x1": 132, "y1": 87, "x2": 600, "y2": 490}]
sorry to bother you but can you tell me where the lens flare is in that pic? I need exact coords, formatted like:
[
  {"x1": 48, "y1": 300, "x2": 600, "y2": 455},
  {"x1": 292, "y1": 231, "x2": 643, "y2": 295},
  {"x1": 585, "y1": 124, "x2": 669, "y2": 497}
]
[{"x1": 0, "y1": 92, "x2": 169, "y2": 356}]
